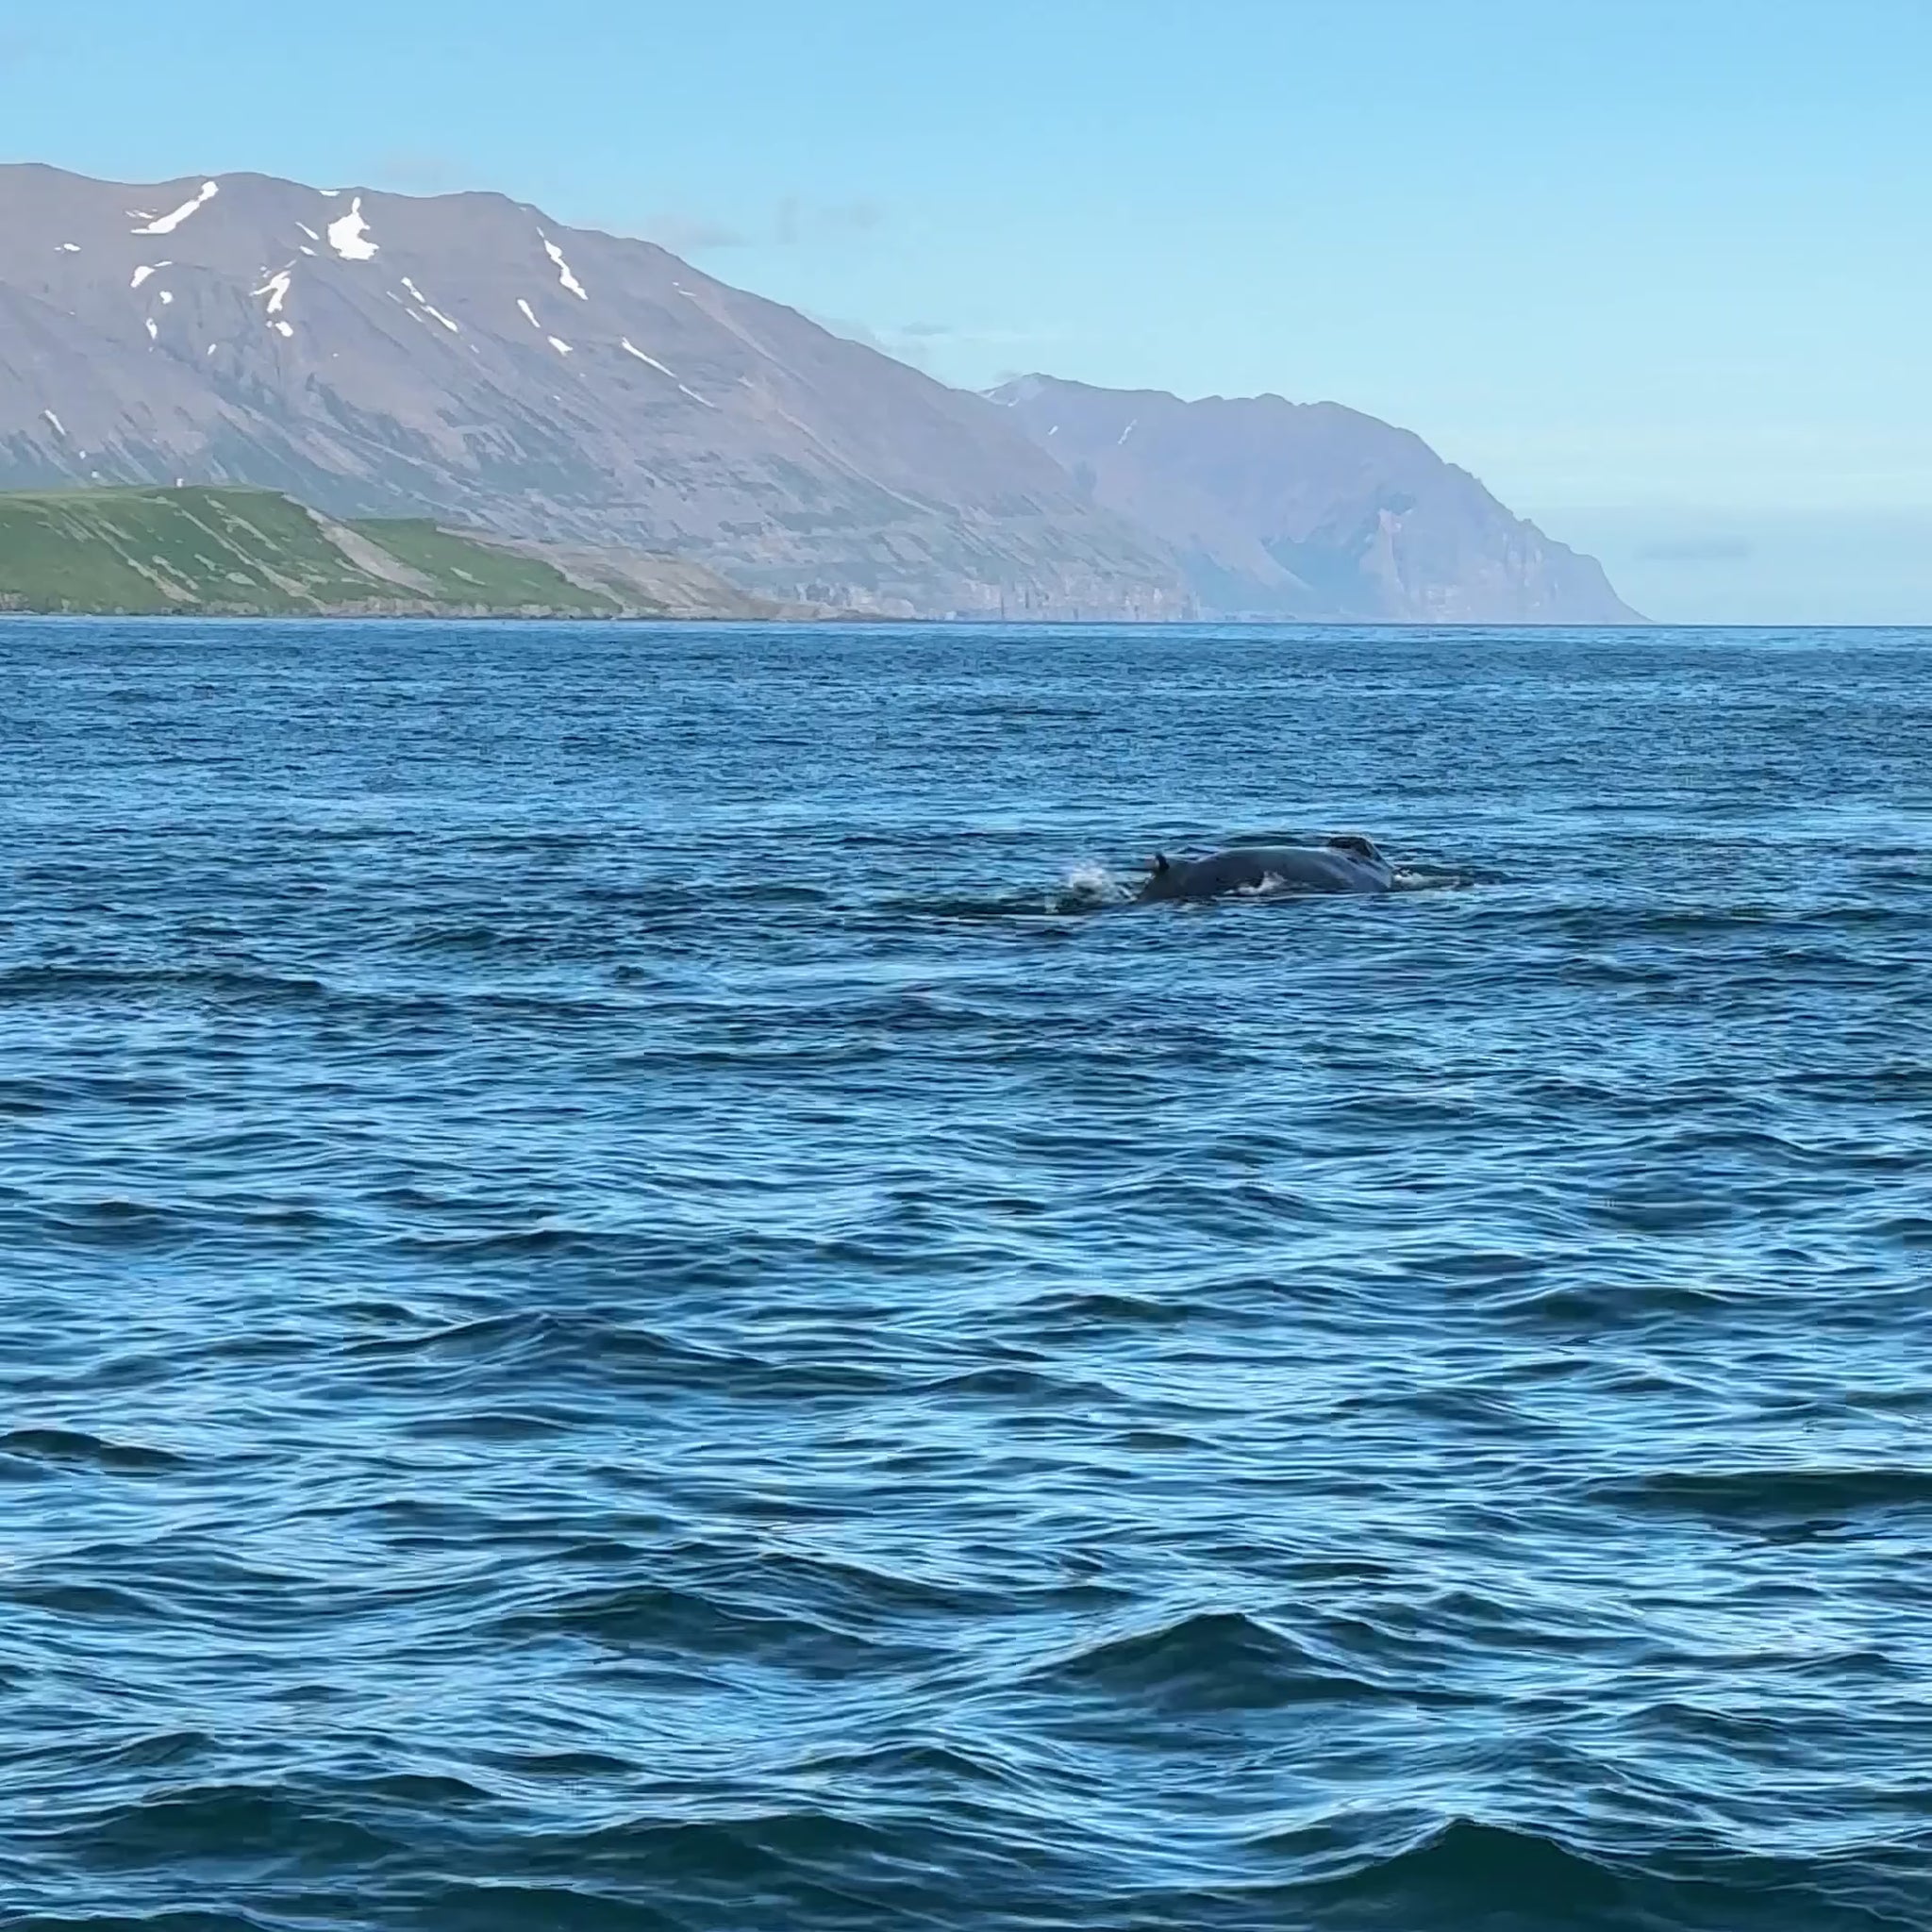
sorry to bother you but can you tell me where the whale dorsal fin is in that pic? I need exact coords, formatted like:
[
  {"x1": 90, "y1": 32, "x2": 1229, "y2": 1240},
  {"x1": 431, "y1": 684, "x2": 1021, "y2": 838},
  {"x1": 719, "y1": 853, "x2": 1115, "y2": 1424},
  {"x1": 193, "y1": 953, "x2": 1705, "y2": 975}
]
[{"x1": 1152, "y1": 853, "x2": 1170, "y2": 874}]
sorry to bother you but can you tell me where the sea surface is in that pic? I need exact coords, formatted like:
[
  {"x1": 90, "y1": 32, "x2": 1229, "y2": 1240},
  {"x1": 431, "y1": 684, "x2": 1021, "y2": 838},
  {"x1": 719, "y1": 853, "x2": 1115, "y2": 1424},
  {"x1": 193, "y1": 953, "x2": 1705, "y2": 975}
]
[{"x1": 3, "y1": 618, "x2": 1930, "y2": 1932}]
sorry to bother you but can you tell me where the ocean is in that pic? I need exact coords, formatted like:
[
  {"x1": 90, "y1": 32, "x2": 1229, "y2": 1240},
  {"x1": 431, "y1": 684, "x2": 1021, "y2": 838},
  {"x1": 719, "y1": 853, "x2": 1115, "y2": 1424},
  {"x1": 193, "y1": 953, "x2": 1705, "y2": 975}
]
[{"x1": 3, "y1": 617, "x2": 1929, "y2": 1931}]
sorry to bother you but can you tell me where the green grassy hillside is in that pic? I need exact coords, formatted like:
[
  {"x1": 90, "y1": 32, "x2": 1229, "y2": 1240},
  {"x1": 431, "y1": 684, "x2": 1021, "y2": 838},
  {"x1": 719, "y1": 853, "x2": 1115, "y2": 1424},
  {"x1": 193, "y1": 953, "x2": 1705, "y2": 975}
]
[
  {"x1": 0, "y1": 487, "x2": 778, "y2": 618},
  {"x1": 338, "y1": 517, "x2": 611, "y2": 613}
]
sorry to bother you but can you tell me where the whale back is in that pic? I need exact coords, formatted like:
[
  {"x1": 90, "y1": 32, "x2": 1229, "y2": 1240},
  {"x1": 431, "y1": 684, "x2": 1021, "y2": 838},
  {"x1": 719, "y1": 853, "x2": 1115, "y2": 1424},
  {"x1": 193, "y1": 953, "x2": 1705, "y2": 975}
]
[
  {"x1": 1139, "y1": 839, "x2": 1393, "y2": 901},
  {"x1": 1139, "y1": 853, "x2": 1182, "y2": 902}
]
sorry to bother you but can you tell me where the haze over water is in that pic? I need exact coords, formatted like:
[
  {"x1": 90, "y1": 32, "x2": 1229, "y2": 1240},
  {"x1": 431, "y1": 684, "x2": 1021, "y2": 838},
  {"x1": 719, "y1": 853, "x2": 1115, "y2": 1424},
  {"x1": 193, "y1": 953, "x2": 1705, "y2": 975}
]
[{"x1": 4, "y1": 618, "x2": 1930, "y2": 1930}]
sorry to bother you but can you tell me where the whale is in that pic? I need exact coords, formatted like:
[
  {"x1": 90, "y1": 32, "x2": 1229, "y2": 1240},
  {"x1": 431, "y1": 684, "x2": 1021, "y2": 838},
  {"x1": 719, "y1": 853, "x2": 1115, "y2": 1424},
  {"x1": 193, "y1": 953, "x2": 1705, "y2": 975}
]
[{"x1": 1138, "y1": 834, "x2": 1395, "y2": 902}]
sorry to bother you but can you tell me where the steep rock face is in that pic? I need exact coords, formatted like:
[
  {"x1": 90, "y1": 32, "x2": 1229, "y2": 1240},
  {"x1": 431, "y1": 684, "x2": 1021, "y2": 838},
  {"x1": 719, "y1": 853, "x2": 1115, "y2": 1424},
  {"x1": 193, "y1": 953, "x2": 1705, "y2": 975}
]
[
  {"x1": 0, "y1": 165, "x2": 1187, "y2": 617},
  {"x1": 988, "y1": 375, "x2": 1642, "y2": 623}
]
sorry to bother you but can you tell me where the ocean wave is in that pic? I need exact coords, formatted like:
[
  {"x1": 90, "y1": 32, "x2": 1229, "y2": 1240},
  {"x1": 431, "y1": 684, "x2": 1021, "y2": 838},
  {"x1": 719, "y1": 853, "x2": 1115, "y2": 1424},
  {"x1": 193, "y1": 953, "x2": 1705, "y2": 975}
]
[
  {"x1": 0, "y1": 1429, "x2": 187, "y2": 1474},
  {"x1": 1294, "y1": 1814, "x2": 1932, "y2": 1931},
  {"x1": 1020, "y1": 1607, "x2": 1406, "y2": 1711},
  {"x1": 1591, "y1": 1464, "x2": 1932, "y2": 1524},
  {"x1": 0, "y1": 964, "x2": 331, "y2": 1006}
]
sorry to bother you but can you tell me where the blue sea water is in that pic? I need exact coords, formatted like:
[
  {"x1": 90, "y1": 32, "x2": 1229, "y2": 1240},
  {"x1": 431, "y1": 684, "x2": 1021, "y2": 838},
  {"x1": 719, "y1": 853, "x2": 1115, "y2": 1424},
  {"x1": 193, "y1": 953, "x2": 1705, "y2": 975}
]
[{"x1": 2, "y1": 617, "x2": 1930, "y2": 1932}]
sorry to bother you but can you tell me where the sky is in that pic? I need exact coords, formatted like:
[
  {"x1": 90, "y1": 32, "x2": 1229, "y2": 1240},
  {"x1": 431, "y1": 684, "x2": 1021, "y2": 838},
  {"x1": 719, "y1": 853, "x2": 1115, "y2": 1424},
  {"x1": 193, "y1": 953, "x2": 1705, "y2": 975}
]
[{"x1": 6, "y1": 0, "x2": 1929, "y2": 620}]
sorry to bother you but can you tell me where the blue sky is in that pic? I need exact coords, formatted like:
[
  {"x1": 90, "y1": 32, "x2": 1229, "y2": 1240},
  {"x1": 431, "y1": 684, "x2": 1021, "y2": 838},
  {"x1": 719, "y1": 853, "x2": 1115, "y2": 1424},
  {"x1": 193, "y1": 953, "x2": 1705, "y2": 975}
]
[{"x1": 8, "y1": 0, "x2": 1929, "y2": 619}]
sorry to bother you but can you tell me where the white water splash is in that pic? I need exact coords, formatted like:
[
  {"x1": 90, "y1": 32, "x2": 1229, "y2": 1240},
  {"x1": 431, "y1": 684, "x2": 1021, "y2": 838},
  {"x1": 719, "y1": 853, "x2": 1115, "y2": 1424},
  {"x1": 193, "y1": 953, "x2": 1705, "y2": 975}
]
[{"x1": 1058, "y1": 863, "x2": 1132, "y2": 909}]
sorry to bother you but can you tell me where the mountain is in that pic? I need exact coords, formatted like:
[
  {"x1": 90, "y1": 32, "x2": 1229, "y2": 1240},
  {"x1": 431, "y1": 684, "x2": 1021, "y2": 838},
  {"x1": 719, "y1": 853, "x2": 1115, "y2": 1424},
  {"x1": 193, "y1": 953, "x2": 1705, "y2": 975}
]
[
  {"x1": 988, "y1": 375, "x2": 1642, "y2": 624},
  {"x1": 0, "y1": 162, "x2": 1637, "y2": 625},
  {"x1": 0, "y1": 164, "x2": 1187, "y2": 619},
  {"x1": 0, "y1": 485, "x2": 802, "y2": 618}
]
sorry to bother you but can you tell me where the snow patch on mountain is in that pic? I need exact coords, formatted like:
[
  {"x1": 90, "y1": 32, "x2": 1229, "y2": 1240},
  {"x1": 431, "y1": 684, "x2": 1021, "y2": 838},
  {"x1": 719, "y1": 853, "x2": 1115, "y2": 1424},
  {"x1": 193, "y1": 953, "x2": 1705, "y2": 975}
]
[
  {"x1": 619, "y1": 339, "x2": 715, "y2": 408},
  {"x1": 621, "y1": 339, "x2": 677, "y2": 377},
  {"x1": 255, "y1": 270, "x2": 292, "y2": 315},
  {"x1": 134, "y1": 182, "x2": 220, "y2": 236},
  {"x1": 326, "y1": 199, "x2": 377, "y2": 261},
  {"x1": 399, "y1": 278, "x2": 461, "y2": 334},
  {"x1": 542, "y1": 238, "x2": 588, "y2": 300}
]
